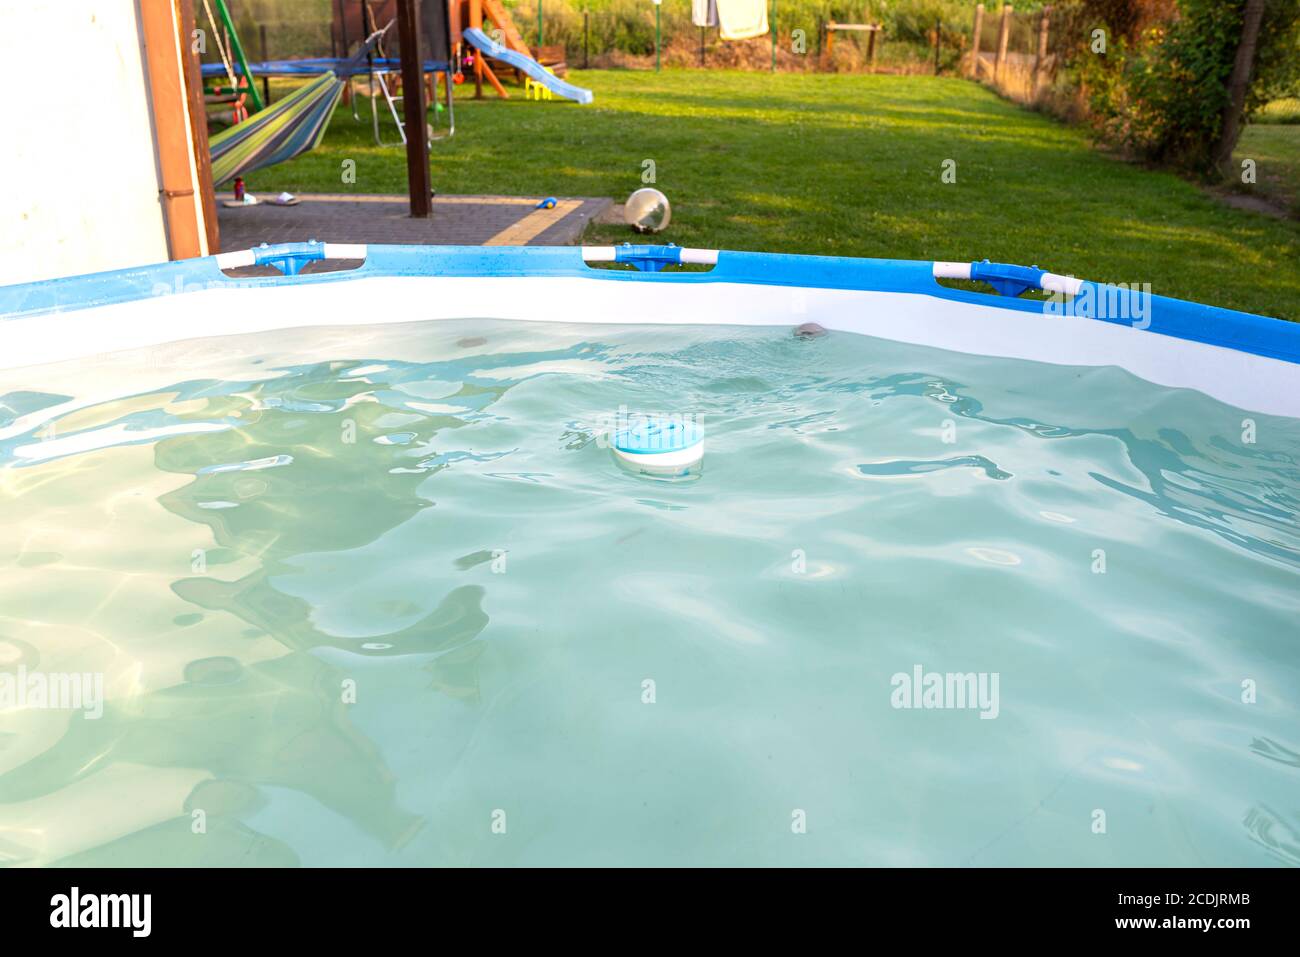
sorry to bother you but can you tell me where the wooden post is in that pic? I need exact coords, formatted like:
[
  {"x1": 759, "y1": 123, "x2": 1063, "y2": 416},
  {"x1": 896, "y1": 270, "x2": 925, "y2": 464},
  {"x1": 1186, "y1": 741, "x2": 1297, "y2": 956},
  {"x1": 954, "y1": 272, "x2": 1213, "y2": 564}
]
[
  {"x1": 478, "y1": 57, "x2": 509, "y2": 97},
  {"x1": 179, "y1": 0, "x2": 219, "y2": 254},
  {"x1": 1032, "y1": 6, "x2": 1050, "y2": 97},
  {"x1": 471, "y1": 0, "x2": 484, "y2": 98},
  {"x1": 139, "y1": 0, "x2": 209, "y2": 258},
  {"x1": 259, "y1": 24, "x2": 271, "y2": 105},
  {"x1": 969, "y1": 3, "x2": 984, "y2": 78},
  {"x1": 994, "y1": 3, "x2": 1011, "y2": 83},
  {"x1": 397, "y1": 0, "x2": 431, "y2": 218},
  {"x1": 335, "y1": 5, "x2": 349, "y2": 104},
  {"x1": 934, "y1": 20, "x2": 942, "y2": 74},
  {"x1": 867, "y1": 25, "x2": 877, "y2": 70}
]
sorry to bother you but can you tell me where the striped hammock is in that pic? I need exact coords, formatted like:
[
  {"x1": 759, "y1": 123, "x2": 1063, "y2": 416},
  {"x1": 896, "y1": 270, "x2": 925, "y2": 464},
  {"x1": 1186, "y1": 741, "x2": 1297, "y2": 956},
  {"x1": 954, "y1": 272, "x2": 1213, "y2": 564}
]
[{"x1": 208, "y1": 72, "x2": 344, "y2": 185}]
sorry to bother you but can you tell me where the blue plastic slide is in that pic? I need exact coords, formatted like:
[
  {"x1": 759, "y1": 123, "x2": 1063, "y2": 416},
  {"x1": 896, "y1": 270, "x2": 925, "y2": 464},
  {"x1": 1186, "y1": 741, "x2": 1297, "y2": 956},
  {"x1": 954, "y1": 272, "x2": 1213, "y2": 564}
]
[{"x1": 462, "y1": 27, "x2": 593, "y2": 105}]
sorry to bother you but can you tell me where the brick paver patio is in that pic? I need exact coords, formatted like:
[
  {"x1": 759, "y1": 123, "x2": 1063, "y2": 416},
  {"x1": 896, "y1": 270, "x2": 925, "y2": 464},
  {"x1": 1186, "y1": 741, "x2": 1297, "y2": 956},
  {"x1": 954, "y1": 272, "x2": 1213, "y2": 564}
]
[{"x1": 216, "y1": 192, "x2": 612, "y2": 252}]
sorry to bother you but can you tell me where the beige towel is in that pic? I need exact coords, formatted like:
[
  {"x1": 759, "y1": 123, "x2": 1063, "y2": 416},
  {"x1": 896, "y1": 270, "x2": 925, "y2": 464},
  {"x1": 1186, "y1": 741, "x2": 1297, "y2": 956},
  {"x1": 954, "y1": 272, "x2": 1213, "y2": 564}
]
[{"x1": 716, "y1": 0, "x2": 768, "y2": 41}]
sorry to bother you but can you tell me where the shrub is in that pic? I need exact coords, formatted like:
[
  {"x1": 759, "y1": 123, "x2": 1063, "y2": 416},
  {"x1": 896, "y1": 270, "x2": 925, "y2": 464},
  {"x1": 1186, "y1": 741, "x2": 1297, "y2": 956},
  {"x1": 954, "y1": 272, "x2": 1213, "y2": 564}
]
[{"x1": 1056, "y1": 0, "x2": 1300, "y2": 175}]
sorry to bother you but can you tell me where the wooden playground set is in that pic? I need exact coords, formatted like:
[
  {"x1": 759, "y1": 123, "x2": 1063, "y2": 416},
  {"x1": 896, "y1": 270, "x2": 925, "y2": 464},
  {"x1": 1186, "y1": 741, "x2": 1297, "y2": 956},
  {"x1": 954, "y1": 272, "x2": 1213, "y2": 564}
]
[{"x1": 332, "y1": 0, "x2": 572, "y2": 101}]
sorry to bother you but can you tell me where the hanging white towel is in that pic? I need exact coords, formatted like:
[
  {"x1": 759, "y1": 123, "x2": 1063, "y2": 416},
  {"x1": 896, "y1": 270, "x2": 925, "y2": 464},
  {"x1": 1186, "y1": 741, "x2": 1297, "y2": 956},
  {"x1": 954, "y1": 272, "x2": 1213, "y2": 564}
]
[
  {"x1": 716, "y1": 0, "x2": 768, "y2": 41},
  {"x1": 692, "y1": 0, "x2": 719, "y2": 28}
]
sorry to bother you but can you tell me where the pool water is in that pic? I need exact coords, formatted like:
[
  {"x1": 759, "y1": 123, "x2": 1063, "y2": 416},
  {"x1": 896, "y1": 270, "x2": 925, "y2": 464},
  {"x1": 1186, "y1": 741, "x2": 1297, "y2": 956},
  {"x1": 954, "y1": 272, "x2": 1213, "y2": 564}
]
[{"x1": 1, "y1": 318, "x2": 1297, "y2": 867}]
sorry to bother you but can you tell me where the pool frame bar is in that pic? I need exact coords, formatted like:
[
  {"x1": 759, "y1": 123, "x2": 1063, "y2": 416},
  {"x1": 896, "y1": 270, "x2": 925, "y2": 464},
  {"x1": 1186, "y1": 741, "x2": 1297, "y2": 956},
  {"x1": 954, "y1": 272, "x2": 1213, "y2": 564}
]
[{"x1": 1, "y1": 242, "x2": 1297, "y2": 417}]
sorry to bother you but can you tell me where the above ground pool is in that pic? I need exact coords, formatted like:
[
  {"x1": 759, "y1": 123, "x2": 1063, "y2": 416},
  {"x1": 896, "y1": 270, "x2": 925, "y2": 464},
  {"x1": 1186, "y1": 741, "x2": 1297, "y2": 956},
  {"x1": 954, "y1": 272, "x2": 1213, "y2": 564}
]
[{"x1": 0, "y1": 242, "x2": 1297, "y2": 866}]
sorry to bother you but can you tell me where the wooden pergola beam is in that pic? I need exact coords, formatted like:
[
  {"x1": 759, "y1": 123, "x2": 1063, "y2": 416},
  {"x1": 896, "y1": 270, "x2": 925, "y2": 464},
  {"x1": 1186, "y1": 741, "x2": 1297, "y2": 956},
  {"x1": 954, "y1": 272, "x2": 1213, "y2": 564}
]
[
  {"x1": 397, "y1": 0, "x2": 432, "y2": 218},
  {"x1": 138, "y1": 0, "x2": 211, "y2": 259}
]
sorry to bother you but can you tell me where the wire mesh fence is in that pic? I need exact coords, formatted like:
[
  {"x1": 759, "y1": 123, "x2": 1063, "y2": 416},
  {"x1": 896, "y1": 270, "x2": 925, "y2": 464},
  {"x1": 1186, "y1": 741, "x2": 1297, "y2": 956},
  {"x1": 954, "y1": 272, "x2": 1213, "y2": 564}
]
[
  {"x1": 196, "y1": 0, "x2": 335, "y2": 62},
  {"x1": 966, "y1": 3, "x2": 1059, "y2": 104},
  {"x1": 510, "y1": 0, "x2": 983, "y2": 73}
]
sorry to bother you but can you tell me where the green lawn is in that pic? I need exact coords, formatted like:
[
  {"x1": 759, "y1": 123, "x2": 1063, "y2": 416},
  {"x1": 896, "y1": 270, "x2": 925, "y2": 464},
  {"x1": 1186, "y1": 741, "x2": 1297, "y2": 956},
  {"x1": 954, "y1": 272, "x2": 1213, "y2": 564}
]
[
  {"x1": 1237, "y1": 123, "x2": 1300, "y2": 215},
  {"x1": 248, "y1": 70, "x2": 1300, "y2": 320}
]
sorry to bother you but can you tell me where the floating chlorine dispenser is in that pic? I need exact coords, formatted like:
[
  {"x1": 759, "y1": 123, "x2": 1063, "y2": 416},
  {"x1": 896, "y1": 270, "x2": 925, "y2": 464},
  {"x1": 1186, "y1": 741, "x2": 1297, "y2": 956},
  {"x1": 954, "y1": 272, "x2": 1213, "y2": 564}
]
[{"x1": 611, "y1": 414, "x2": 704, "y2": 476}]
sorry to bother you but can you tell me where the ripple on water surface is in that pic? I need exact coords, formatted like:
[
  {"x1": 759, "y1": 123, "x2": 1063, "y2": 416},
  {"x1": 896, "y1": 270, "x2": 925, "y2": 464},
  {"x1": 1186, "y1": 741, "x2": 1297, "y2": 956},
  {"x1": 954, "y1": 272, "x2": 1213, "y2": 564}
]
[{"x1": 0, "y1": 319, "x2": 1297, "y2": 867}]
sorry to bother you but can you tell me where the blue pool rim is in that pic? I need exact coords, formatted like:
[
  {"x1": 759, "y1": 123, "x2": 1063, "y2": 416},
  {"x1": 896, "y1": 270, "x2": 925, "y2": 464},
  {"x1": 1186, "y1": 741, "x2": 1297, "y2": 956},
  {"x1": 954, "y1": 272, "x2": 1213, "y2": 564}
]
[{"x1": 0, "y1": 241, "x2": 1297, "y2": 366}]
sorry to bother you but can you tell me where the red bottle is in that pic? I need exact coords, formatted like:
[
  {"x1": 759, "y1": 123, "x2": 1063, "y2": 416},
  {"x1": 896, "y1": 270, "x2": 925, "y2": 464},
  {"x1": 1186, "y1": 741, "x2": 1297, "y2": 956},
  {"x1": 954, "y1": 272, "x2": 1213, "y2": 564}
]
[{"x1": 233, "y1": 176, "x2": 245, "y2": 202}]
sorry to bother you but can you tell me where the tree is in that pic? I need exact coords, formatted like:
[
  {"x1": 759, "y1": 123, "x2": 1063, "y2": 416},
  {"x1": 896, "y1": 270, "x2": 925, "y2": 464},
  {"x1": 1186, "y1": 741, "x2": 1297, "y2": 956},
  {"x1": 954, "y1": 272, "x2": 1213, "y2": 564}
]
[
  {"x1": 1123, "y1": 0, "x2": 1300, "y2": 176},
  {"x1": 1213, "y1": 0, "x2": 1266, "y2": 175}
]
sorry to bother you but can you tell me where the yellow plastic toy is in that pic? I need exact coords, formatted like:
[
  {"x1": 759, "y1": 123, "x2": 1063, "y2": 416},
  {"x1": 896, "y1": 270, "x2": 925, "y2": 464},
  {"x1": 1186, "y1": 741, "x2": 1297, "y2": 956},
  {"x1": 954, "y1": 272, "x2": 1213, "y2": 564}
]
[{"x1": 524, "y1": 67, "x2": 556, "y2": 101}]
